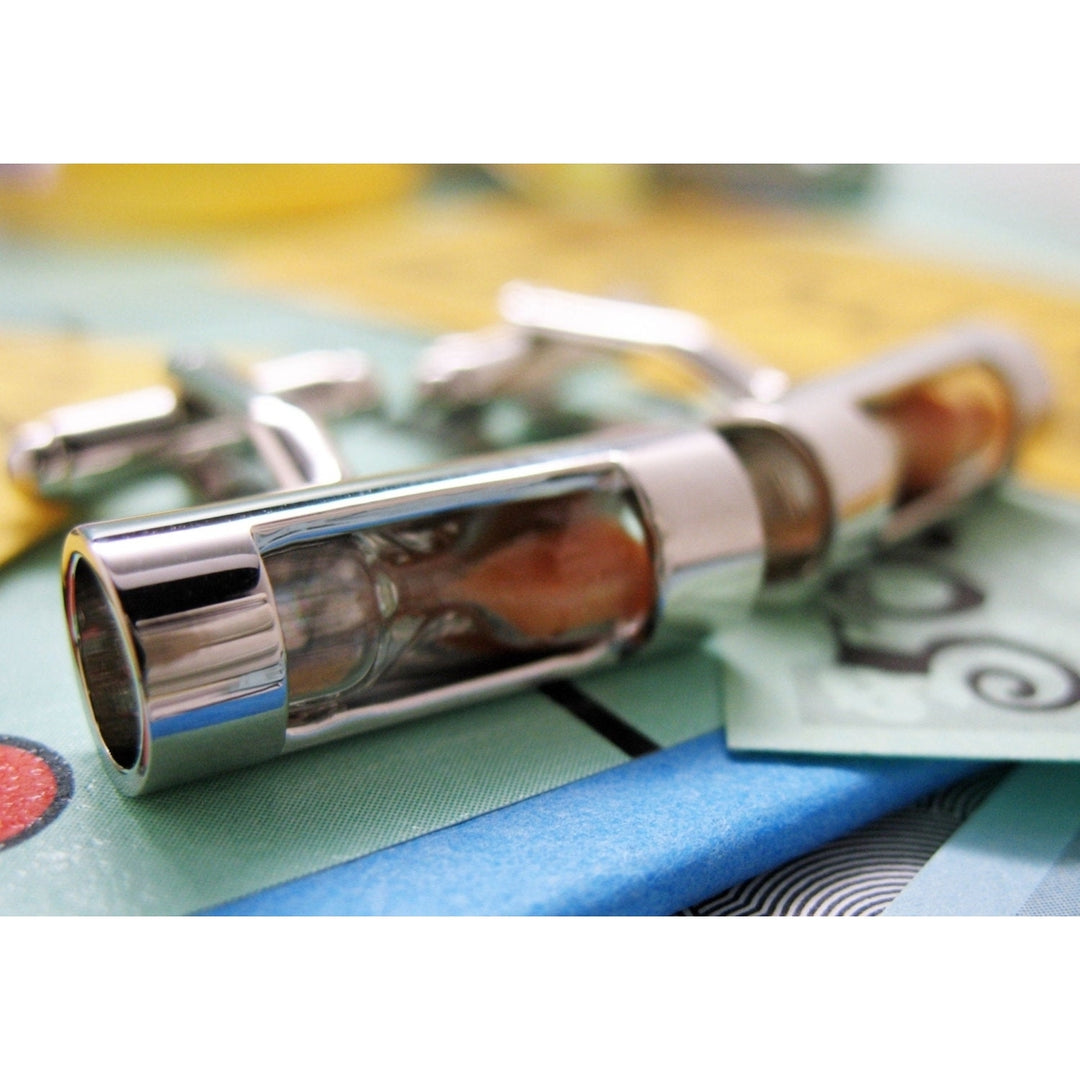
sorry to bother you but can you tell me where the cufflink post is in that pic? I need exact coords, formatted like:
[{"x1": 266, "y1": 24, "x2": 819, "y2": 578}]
[
  {"x1": 413, "y1": 282, "x2": 791, "y2": 447},
  {"x1": 8, "y1": 348, "x2": 379, "y2": 503}
]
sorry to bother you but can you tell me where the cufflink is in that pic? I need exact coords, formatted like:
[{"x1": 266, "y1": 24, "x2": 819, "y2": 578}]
[
  {"x1": 412, "y1": 282, "x2": 790, "y2": 448},
  {"x1": 7, "y1": 348, "x2": 380, "y2": 503},
  {"x1": 415, "y1": 283, "x2": 1050, "y2": 590},
  {"x1": 63, "y1": 422, "x2": 765, "y2": 793},
  {"x1": 46, "y1": 287, "x2": 1053, "y2": 794}
]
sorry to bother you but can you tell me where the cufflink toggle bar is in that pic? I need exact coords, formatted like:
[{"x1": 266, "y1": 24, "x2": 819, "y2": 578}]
[
  {"x1": 8, "y1": 348, "x2": 379, "y2": 503},
  {"x1": 413, "y1": 282, "x2": 791, "y2": 445}
]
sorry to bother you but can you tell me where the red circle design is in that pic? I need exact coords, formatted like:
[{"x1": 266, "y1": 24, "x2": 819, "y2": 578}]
[{"x1": 0, "y1": 738, "x2": 73, "y2": 849}]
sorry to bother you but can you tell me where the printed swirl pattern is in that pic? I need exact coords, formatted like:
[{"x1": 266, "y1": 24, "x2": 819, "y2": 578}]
[{"x1": 680, "y1": 767, "x2": 1007, "y2": 916}]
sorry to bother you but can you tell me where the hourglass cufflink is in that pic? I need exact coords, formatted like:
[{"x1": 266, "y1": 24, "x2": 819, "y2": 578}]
[
  {"x1": 7, "y1": 348, "x2": 379, "y2": 503},
  {"x1": 722, "y1": 320, "x2": 1051, "y2": 592},
  {"x1": 62, "y1": 305, "x2": 1049, "y2": 794},
  {"x1": 416, "y1": 284, "x2": 1050, "y2": 578},
  {"x1": 64, "y1": 423, "x2": 765, "y2": 794}
]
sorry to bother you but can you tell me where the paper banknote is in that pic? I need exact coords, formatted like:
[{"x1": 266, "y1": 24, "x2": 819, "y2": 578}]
[
  {"x1": 720, "y1": 485, "x2": 1080, "y2": 760},
  {"x1": 884, "y1": 762, "x2": 1080, "y2": 915}
]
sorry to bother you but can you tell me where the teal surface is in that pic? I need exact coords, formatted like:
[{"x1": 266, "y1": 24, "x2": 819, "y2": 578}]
[{"x1": 886, "y1": 763, "x2": 1080, "y2": 916}]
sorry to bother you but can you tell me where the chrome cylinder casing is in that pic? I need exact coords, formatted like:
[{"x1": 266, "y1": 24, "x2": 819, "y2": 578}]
[
  {"x1": 63, "y1": 424, "x2": 764, "y2": 794},
  {"x1": 65, "y1": 518, "x2": 290, "y2": 795},
  {"x1": 743, "y1": 394, "x2": 899, "y2": 576},
  {"x1": 731, "y1": 320, "x2": 1052, "y2": 592}
]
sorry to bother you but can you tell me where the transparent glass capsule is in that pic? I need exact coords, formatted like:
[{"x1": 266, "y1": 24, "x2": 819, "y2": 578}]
[{"x1": 262, "y1": 488, "x2": 656, "y2": 720}]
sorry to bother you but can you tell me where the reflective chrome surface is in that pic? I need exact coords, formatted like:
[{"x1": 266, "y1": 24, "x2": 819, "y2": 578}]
[
  {"x1": 414, "y1": 283, "x2": 790, "y2": 444},
  {"x1": 171, "y1": 353, "x2": 349, "y2": 490},
  {"x1": 498, "y1": 281, "x2": 791, "y2": 403},
  {"x1": 63, "y1": 424, "x2": 766, "y2": 794},
  {"x1": 732, "y1": 320, "x2": 1051, "y2": 586},
  {"x1": 419, "y1": 285, "x2": 1049, "y2": 594},
  {"x1": 8, "y1": 348, "x2": 378, "y2": 501},
  {"x1": 65, "y1": 515, "x2": 289, "y2": 795}
]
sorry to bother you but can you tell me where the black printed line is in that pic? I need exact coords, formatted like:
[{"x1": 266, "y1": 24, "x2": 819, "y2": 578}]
[{"x1": 541, "y1": 680, "x2": 660, "y2": 758}]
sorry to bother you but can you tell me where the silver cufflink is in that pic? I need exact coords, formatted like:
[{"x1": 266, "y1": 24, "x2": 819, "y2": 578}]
[
  {"x1": 725, "y1": 319, "x2": 1050, "y2": 591},
  {"x1": 22, "y1": 285, "x2": 1052, "y2": 794},
  {"x1": 64, "y1": 422, "x2": 765, "y2": 793},
  {"x1": 8, "y1": 348, "x2": 380, "y2": 504},
  {"x1": 59, "y1": 304, "x2": 1050, "y2": 795},
  {"x1": 413, "y1": 281, "x2": 790, "y2": 447},
  {"x1": 416, "y1": 283, "x2": 1050, "y2": 584}
]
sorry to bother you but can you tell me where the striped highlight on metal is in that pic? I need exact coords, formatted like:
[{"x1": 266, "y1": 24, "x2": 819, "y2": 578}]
[{"x1": 681, "y1": 767, "x2": 1006, "y2": 916}]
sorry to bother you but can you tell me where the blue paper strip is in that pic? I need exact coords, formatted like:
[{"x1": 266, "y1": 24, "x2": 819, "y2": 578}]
[{"x1": 207, "y1": 733, "x2": 978, "y2": 916}]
